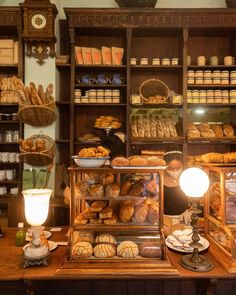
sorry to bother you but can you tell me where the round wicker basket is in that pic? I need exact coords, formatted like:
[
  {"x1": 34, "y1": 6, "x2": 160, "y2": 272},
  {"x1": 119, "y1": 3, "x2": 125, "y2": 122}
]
[
  {"x1": 139, "y1": 78, "x2": 169, "y2": 103},
  {"x1": 19, "y1": 135, "x2": 55, "y2": 167},
  {"x1": 17, "y1": 102, "x2": 57, "y2": 127}
]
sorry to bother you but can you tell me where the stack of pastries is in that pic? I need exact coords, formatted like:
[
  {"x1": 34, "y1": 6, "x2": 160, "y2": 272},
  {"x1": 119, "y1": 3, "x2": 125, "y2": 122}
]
[{"x1": 72, "y1": 231, "x2": 161, "y2": 259}]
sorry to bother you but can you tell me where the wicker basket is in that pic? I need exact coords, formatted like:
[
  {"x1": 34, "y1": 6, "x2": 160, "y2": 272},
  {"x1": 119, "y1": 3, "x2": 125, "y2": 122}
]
[
  {"x1": 19, "y1": 135, "x2": 56, "y2": 167},
  {"x1": 17, "y1": 102, "x2": 57, "y2": 127},
  {"x1": 139, "y1": 78, "x2": 169, "y2": 104}
]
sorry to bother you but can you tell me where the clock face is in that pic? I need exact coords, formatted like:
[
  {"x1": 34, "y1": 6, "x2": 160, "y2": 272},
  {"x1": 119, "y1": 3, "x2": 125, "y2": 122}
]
[{"x1": 31, "y1": 13, "x2": 47, "y2": 29}]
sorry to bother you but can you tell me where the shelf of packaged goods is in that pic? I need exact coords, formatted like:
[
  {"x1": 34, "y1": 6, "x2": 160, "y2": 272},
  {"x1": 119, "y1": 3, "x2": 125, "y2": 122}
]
[
  {"x1": 131, "y1": 65, "x2": 182, "y2": 70},
  {"x1": 187, "y1": 103, "x2": 236, "y2": 108},
  {"x1": 74, "y1": 84, "x2": 127, "y2": 88},
  {"x1": 74, "y1": 103, "x2": 126, "y2": 107},
  {"x1": 75, "y1": 65, "x2": 126, "y2": 69},
  {"x1": 56, "y1": 139, "x2": 70, "y2": 144},
  {"x1": 187, "y1": 84, "x2": 236, "y2": 89},
  {"x1": 187, "y1": 138, "x2": 236, "y2": 144},
  {"x1": 56, "y1": 101, "x2": 70, "y2": 106},
  {"x1": 130, "y1": 103, "x2": 182, "y2": 109},
  {"x1": 0, "y1": 180, "x2": 20, "y2": 185},
  {"x1": 73, "y1": 224, "x2": 160, "y2": 232},
  {"x1": 130, "y1": 137, "x2": 185, "y2": 145},
  {"x1": 188, "y1": 65, "x2": 236, "y2": 69}
]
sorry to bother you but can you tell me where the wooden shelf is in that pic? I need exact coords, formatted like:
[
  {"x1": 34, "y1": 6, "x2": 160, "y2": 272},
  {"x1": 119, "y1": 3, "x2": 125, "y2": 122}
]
[
  {"x1": 187, "y1": 103, "x2": 236, "y2": 108},
  {"x1": 0, "y1": 180, "x2": 20, "y2": 185},
  {"x1": 56, "y1": 101, "x2": 70, "y2": 105},
  {"x1": 56, "y1": 63, "x2": 71, "y2": 68},
  {"x1": 188, "y1": 84, "x2": 236, "y2": 89},
  {"x1": 56, "y1": 139, "x2": 70, "y2": 144},
  {"x1": 187, "y1": 138, "x2": 236, "y2": 144},
  {"x1": 0, "y1": 142, "x2": 19, "y2": 145},
  {"x1": 0, "y1": 103, "x2": 19, "y2": 107},
  {"x1": 0, "y1": 121, "x2": 19, "y2": 124},
  {"x1": 74, "y1": 103, "x2": 126, "y2": 107},
  {"x1": 0, "y1": 64, "x2": 18, "y2": 68},
  {"x1": 0, "y1": 162, "x2": 19, "y2": 165},
  {"x1": 74, "y1": 141, "x2": 101, "y2": 145},
  {"x1": 188, "y1": 65, "x2": 236, "y2": 69},
  {"x1": 131, "y1": 65, "x2": 182, "y2": 70},
  {"x1": 75, "y1": 65, "x2": 126, "y2": 69},
  {"x1": 131, "y1": 137, "x2": 185, "y2": 144},
  {"x1": 130, "y1": 103, "x2": 182, "y2": 108},
  {"x1": 74, "y1": 84, "x2": 127, "y2": 88}
]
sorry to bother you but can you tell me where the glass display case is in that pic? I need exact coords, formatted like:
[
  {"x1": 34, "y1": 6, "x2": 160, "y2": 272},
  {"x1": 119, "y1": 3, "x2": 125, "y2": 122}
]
[
  {"x1": 61, "y1": 166, "x2": 178, "y2": 274},
  {"x1": 204, "y1": 166, "x2": 236, "y2": 273}
]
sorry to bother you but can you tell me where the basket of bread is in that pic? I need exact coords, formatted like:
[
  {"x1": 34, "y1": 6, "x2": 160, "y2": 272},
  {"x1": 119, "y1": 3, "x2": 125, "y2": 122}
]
[
  {"x1": 72, "y1": 146, "x2": 110, "y2": 167},
  {"x1": 139, "y1": 78, "x2": 169, "y2": 104},
  {"x1": 19, "y1": 135, "x2": 56, "y2": 166},
  {"x1": 16, "y1": 80, "x2": 56, "y2": 127}
]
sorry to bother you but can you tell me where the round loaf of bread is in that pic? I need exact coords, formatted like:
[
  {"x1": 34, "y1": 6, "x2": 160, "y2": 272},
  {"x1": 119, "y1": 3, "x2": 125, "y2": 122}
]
[
  {"x1": 129, "y1": 157, "x2": 148, "y2": 167},
  {"x1": 139, "y1": 242, "x2": 161, "y2": 258},
  {"x1": 95, "y1": 233, "x2": 116, "y2": 245},
  {"x1": 94, "y1": 243, "x2": 116, "y2": 258},
  {"x1": 111, "y1": 156, "x2": 129, "y2": 167},
  {"x1": 119, "y1": 205, "x2": 134, "y2": 223},
  {"x1": 117, "y1": 241, "x2": 139, "y2": 258},
  {"x1": 147, "y1": 156, "x2": 166, "y2": 166},
  {"x1": 73, "y1": 231, "x2": 94, "y2": 245},
  {"x1": 72, "y1": 241, "x2": 93, "y2": 258}
]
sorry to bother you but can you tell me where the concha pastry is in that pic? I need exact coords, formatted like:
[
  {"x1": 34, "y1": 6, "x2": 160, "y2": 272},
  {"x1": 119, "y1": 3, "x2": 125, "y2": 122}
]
[
  {"x1": 95, "y1": 233, "x2": 116, "y2": 245},
  {"x1": 94, "y1": 243, "x2": 116, "y2": 258},
  {"x1": 117, "y1": 241, "x2": 139, "y2": 258},
  {"x1": 73, "y1": 231, "x2": 94, "y2": 245},
  {"x1": 72, "y1": 241, "x2": 93, "y2": 258}
]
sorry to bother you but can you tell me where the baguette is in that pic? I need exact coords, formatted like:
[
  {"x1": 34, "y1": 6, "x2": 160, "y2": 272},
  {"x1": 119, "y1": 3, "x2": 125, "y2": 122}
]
[
  {"x1": 45, "y1": 83, "x2": 54, "y2": 103},
  {"x1": 38, "y1": 84, "x2": 46, "y2": 104},
  {"x1": 30, "y1": 84, "x2": 42, "y2": 105}
]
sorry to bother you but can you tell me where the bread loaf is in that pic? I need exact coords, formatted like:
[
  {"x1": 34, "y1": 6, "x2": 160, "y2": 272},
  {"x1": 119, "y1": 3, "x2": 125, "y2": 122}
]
[
  {"x1": 129, "y1": 156, "x2": 148, "y2": 167},
  {"x1": 72, "y1": 241, "x2": 93, "y2": 258},
  {"x1": 106, "y1": 183, "x2": 120, "y2": 198},
  {"x1": 131, "y1": 115, "x2": 139, "y2": 138},
  {"x1": 147, "y1": 156, "x2": 166, "y2": 166},
  {"x1": 117, "y1": 241, "x2": 139, "y2": 258},
  {"x1": 111, "y1": 156, "x2": 129, "y2": 167},
  {"x1": 103, "y1": 214, "x2": 117, "y2": 225},
  {"x1": 99, "y1": 207, "x2": 113, "y2": 219},
  {"x1": 139, "y1": 242, "x2": 161, "y2": 258},
  {"x1": 137, "y1": 115, "x2": 144, "y2": 137},
  {"x1": 119, "y1": 205, "x2": 134, "y2": 223},
  {"x1": 94, "y1": 243, "x2": 116, "y2": 258},
  {"x1": 147, "y1": 203, "x2": 159, "y2": 224},
  {"x1": 98, "y1": 172, "x2": 114, "y2": 186},
  {"x1": 211, "y1": 124, "x2": 223, "y2": 137},
  {"x1": 95, "y1": 233, "x2": 116, "y2": 245},
  {"x1": 143, "y1": 115, "x2": 151, "y2": 137},
  {"x1": 90, "y1": 200, "x2": 107, "y2": 212},
  {"x1": 149, "y1": 114, "x2": 157, "y2": 137},
  {"x1": 200, "y1": 129, "x2": 215, "y2": 138},
  {"x1": 133, "y1": 204, "x2": 148, "y2": 223},
  {"x1": 82, "y1": 208, "x2": 97, "y2": 219},
  {"x1": 129, "y1": 182, "x2": 145, "y2": 196},
  {"x1": 74, "y1": 213, "x2": 88, "y2": 225},
  {"x1": 120, "y1": 179, "x2": 133, "y2": 196},
  {"x1": 223, "y1": 123, "x2": 235, "y2": 137},
  {"x1": 73, "y1": 231, "x2": 94, "y2": 245},
  {"x1": 88, "y1": 184, "x2": 104, "y2": 198}
]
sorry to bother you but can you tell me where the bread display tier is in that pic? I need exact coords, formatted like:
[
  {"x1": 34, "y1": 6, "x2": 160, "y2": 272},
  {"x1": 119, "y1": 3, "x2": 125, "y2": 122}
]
[
  {"x1": 204, "y1": 166, "x2": 236, "y2": 273},
  {"x1": 61, "y1": 166, "x2": 177, "y2": 274}
]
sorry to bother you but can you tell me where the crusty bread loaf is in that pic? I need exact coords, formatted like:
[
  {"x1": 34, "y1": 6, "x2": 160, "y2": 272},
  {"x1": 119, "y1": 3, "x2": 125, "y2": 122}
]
[
  {"x1": 117, "y1": 241, "x2": 139, "y2": 258},
  {"x1": 211, "y1": 124, "x2": 223, "y2": 137},
  {"x1": 139, "y1": 242, "x2": 161, "y2": 258},
  {"x1": 147, "y1": 203, "x2": 159, "y2": 224},
  {"x1": 99, "y1": 207, "x2": 113, "y2": 219},
  {"x1": 200, "y1": 129, "x2": 215, "y2": 138},
  {"x1": 120, "y1": 179, "x2": 133, "y2": 196},
  {"x1": 133, "y1": 204, "x2": 148, "y2": 223},
  {"x1": 94, "y1": 243, "x2": 116, "y2": 258},
  {"x1": 73, "y1": 231, "x2": 94, "y2": 245},
  {"x1": 111, "y1": 156, "x2": 129, "y2": 167},
  {"x1": 106, "y1": 183, "x2": 120, "y2": 198},
  {"x1": 147, "y1": 156, "x2": 166, "y2": 166},
  {"x1": 129, "y1": 156, "x2": 148, "y2": 166},
  {"x1": 90, "y1": 200, "x2": 107, "y2": 212},
  {"x1": 223, "y1": 123, "x2": 235, "y2": 137},
  {"x1": 103, "y1": 214, "x2": 117, "y2": 225},
  {"x1": 72, "y1": 241, "x2": 93, "y2": 258},
  {"x1": 74, "y1": 213, "x2": 88, "y2": 225},
  {"x1": 119, "y1": 205, "x2": 134, "y2": 223},
  {"x1": 95, "y1": 233, "x2": 116, "y2": 245},
  {"x1": 98, "y1": 172, "x2": 114, "y2": 186}
]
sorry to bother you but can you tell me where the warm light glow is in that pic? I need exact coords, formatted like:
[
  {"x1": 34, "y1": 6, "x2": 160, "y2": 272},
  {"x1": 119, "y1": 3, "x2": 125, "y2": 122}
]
[
  {"x1": 195, "y1": 109, "x2": 205, "y2": 114},
  {"x1": 23, "y1": 189, "x2": 52, "y2": 226},
  {"x1": 179, "y1": 167, "x2": 209, "y2": 198}
]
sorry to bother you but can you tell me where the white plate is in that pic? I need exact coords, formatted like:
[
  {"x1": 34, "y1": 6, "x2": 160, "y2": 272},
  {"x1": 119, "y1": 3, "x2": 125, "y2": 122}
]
[
  {"x1": 23, "y1": 241, "x2": 57, "y2": 252},
  {"x1": 72, "y1": 156, "x2": 109, "y2": 167},
  {"x1": 25, "y1": 230, "x2": 52, "y2": 242},
  {"x1": 165, "y1": 236, "x2": 209, "y2": 253},
  {"x1": 111, "y1": 166, "x2": 167, "y2": 169}
]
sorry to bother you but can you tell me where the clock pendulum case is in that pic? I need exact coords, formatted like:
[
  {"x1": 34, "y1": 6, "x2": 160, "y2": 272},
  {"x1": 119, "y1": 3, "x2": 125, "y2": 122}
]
[{"x1": 20, "y1": 0, "x2": 58, "y2": 65}]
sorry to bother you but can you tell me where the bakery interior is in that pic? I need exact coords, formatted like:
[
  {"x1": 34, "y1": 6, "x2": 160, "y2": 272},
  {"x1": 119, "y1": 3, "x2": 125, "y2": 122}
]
[{"x1": 1, "y1": 0, "x2": 236, "y2": 294}]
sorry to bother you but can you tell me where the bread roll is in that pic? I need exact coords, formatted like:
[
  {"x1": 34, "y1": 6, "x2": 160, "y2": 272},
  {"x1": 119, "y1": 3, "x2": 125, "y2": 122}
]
[
  {"x1": 98, "y1": 172, "x2": 114, "y2": 186},
  {"x1": 129, "y1": 182, "x2": 145, "y2": 196},
  {"x1": 103, "y1": 214, "x2": 117, "y2": 225},
  {"x1": 117, "y1": 241, "x2": 139, "y2": 258},
  {"x1": 120, "y1": 179, "x2": 133, "y2": 196},
  {"x1": 200, "y1": 129, "x2": 215, "y2": 138},
  {"x1": 211, "y1": 124, "x2": 223, "y2": 137},
  {"x1": 147, "y1": 203, "x2": 159, "y2": 224},
  {"x1": 95, "y1": 233, "x2": 116, "y2": 245},
  {"x1": 72, "y1": 241, "x2": 93, "y2": 258},
  {"x1": 139, "y1": 242, "x2": 161, "y2": 258},
  {"x1": 198, "y1": 123, "x2": 210, "y2": 131},
  {"x1": 88, "y1": 184, "x2": 104, "y2": 198},
  {"x1": 129, "y1": 156, "x2": 148, "y2": 166},
  {"x1": 94, "y1": 243, "x2": 116, "y2": 258},
  {"x1": 73, "y1": 231, "x2": 94, "y2": 245},
  {"x1": 147, "y1": 156, "x2": 166, "y2": 166},
  {"x1": 74, "y1": 213, "x2": 88, "y2": 225},
  {"x1": 188, "y1": 129, "x2": 200, "y2": 138},
  {"x1": 133, "y1": 204, "x2": 148, "y2": 223},
  {"x1": 82, "y1": 208, "x2": 97, "y2": 219},
  {"x1": 111, "y1": 156, "x2": 129, "y2": 167},
  {"x1": 223, "y1": 123, "x2": 235, "y2": 137},
  {"x1": 90, "y1": 200, "x2": 107, "y2": 212},
  {"x1": 106, "y1": 183, "x2": 120, "y2": 198},
  {"x1": 146, "y1": 179, "x2": 158, "y2": 195},
  {"x1": 119, "y1": 205, "x2": 134, "y2": 223},
  {"x1": 89, "y1": 218, "x2": 103, "y2": 224},
  {"x1": 99, "y1": 207, "x2": 113, "y2": 219}
]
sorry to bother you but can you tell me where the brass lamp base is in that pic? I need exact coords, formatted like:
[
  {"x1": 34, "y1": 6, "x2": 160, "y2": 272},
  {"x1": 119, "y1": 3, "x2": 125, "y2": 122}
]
[{"x1": 181, "y1": 253, "x2": 214, "y2": 272}]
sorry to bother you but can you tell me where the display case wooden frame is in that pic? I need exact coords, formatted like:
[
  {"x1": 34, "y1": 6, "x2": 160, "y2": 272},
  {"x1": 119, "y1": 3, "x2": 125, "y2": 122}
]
[
  {"x1": 204, "y1": 165, "x2": 236, "y2": 273},
  {"x1": 0, "y1": 7, "x2": 24, "y2": 226},
  {"x1": 58, "y1": 166, "x2": 178, "y2": 276}
]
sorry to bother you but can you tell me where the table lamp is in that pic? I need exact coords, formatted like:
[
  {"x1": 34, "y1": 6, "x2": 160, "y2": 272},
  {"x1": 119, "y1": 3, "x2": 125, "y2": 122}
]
[
  {"x1": 22, "y1": 188, "x2": 52, "y2": 268},
  {"x1": 179, "y1": 167, "x2": 213, "y2": 272}
]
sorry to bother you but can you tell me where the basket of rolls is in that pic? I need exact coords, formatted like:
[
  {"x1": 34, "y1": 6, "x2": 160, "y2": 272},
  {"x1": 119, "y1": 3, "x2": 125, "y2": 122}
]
[
  {"x1": 16, "y1": 80, "x2": 57, "y2": 127},
  {"x1": 72, "y1": 146, "x2": 110, "y2": 167},
  {"x1": 19, "y1": 135, "x2": 56, "y2": 166},
  {"x1": 139, "y1": 78, "x2": 169, "y2": 104}
]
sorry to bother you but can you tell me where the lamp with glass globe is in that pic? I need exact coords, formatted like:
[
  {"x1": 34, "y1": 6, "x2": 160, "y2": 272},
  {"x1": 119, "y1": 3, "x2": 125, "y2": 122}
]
[
  {"x1": 179, "y1": 167, "x2": 213, "y2": 272},
  {"x1": 22, "y1": 188, "x2": 52, "y2": 268}
]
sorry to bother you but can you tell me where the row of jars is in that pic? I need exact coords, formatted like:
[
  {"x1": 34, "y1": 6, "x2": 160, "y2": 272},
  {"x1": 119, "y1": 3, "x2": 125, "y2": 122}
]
[
  {"x1": 0, "y1": 130, "x2": 19, "y2": 143},
  {"x1": 74, "y1": 89, "x2": 121, "y2": 104},
  {"x1": 187, "y1": 70, "x2": 236, "y2": 85},
  {"x1": 187, "y1": 89, "x2": 236, "y2": 104},
  {"x1": 130, "y1": 57, "x2": 180, "y2": 66}
]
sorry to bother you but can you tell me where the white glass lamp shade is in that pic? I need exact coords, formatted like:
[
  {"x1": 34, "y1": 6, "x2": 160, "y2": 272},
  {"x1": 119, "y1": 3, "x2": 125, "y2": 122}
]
[
  {"x1": 23, "y1": 189, "x2": 52, "y2": 226},
  {"x1": 179, "y1": 167, "x2": 209, "y2": 198}
]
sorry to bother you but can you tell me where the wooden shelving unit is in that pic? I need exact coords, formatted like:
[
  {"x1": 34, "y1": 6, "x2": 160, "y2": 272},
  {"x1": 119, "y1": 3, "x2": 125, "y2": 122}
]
[{"x1": 0, "y1": 7, "x2": 24, "y2": 227}]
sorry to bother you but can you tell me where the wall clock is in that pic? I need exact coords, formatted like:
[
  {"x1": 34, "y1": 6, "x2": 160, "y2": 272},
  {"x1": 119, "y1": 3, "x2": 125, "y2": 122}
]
[{"x1": 20, "y1": 0, "x2": 58, "y2": 65}]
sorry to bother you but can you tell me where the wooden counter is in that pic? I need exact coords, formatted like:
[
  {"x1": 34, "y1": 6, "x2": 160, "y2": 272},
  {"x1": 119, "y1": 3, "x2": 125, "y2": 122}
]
[{"x1": 0, "y1": 228, "x2": 236, "y2": 295}]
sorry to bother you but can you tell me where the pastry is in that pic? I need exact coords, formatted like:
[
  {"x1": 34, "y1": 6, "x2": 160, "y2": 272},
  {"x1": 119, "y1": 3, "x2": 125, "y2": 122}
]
[
  {"x1": 201, "y1": 153, "x2": 224, "y2": 163},
  {"x1": 200, "y1": 129, "x2": 215, "y2": 138},
  {"x1": 129, "y1": 182, "x2": 145, "y2": 196},
  {"x1": 73, "y1": 231, "x2": 94, "y2": 245},
  {"x1": 211, "y1": 124, "x2": 223, "y2": 137},
  {"x1": 77, "y1": 181, "x2": 89, "y2": 193},
  {"x1": 119, "y1": 205, "x2": 134, "y2": 223},
  {"x1": 99, "y1": 207, "x2": 113, "y2": 219},
  {"x1": 94, "y1": 243, "x2": 116, "y2": 258},
  {"x1": 117, "y1": 241, "x2": 139, "y2": 258},
  {"x1": 131, "y1": 115, "x2": 139, "y2": 138},
  {"x1": 147, "y1": 156, "x2": 166, "y2": 166},
  {"x1": 146, "y1": 179, "x2": 158, "y2": 195},
  {"x1": 89, "y1": 218, "x2": 103, "y2": 224},
  {"x1": 72, "y1": 241, "x2": 93, "y2": 258},
  {"x1": 98, "y1": 172, "x2": 114, "y2": 186},
  {"x1": 88, "y1": 184, "x2": 104, "y2": 198},
  {"x1": 90, "y1": 200, "x2": 107, "y2": 212},
  {"x1": 223, "y1": 123, "x2": 235, "y2": 137},
  {"x1": 133, "y1": 204, "x2": 148, "y2": 223},
  {"x1": 103, "y1": 214, "x2": 117, "y2": 225},
  {"x1": 129, "y1": 156, "x2": 148, "y2": 166},
  {"x1": 78, "y1": 146, "x2": 109, "y2": 157},
  {"x1": 95, "y1": 233, "x2": 116, "y2": 245},
  {"x1": 111, "y1": 156, "x2": 129, "y2": 167},
  {"x1": 82, "y1": 208, "x2": 97, "y2": 219},
  {"x1": 198, "y1": 123, "x2": 210, "y2": 131},
  {"x1": 106, "y1": 183, "x2": 120, "y2": 198},
  {"x1": 143, "y1": 115, "x2": 151, "y2": 138},
  {"x1": 147, "y1": 203, "x2": 159, "y2": 224},
  {"x1": 223, "y1": 152, "x2": 236, "y2": 163},
  {"x1": 74, "y1": 213, "x2": 88, "y2": 225},
  {"x1": 137, "y1": 115, "x2": 144, "y2": 137},
  {"x1": 139, "y1": 242, "x2": 161, "y2": 258},
  {"x1": 149, "y1": 114, "x2": 157, "y2": 137},
  {"x1": 120, "y1": 179, "x2": 133, "y2": 196},
  {"x1": 188, "y1": 129, "x2": 201, "y2": 138}
]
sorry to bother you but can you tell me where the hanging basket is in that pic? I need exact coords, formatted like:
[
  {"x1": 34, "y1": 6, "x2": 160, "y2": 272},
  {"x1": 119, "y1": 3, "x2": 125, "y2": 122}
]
[
  {"x1": 17, "y1": 102, "x2": 57, "y2": 127},
  {"x1": 19, "y1": 135, "x2": 56, "y2": 167},
  {"x1": 139, "y1": 78, "x2": 169, "y2": 104}
]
